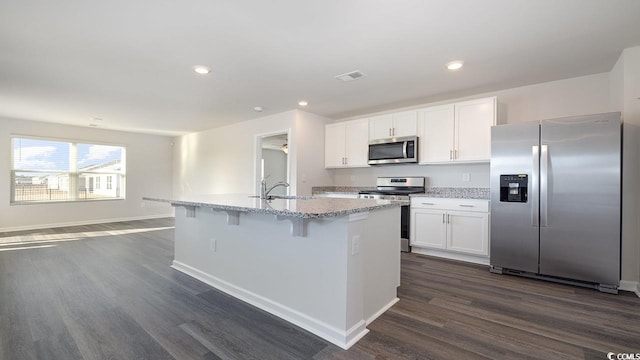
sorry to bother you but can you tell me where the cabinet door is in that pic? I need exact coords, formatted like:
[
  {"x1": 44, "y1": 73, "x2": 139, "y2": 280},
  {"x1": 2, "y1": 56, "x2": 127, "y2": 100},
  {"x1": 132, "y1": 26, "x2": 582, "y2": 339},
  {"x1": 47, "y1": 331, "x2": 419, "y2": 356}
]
[
  {"x1": 454, "y1": 97, "x2": 496, "y2": 162},
  {"x1": 324, "y1": 123, "x2": 346, "y2": 168},
  {"x1": 392, "y1": 111, "x2": 418, "y2": 137},
  {"x1": 419, "y1": 105, "x2": 455, "y2": 163},
  {"x1": 369, "y1": 114, "x2": 394, "y2": 140},
  {"x1": 411, "y1": 209, "x2": 447, "y2": 249},
  {"x1": 344, "y1": 119, "x2": 370, "y2": 167},
  {"x1": 446, "y1": 211, "x2": 489, "y2": 256}
]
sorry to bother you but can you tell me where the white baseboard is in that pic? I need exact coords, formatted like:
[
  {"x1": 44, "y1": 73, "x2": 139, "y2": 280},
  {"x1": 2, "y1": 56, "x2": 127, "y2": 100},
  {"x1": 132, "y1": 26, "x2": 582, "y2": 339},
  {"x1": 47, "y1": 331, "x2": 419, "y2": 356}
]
[
  {"x1": 619, "y1": 280, "x2": 640, "y2": 297},
  {"x1": 366, "y1": 297, "x2": 399, "y2": 325},
  {"x1": 0, "y1": 213, "x2": 175, "y2": 233},
  {"x1": 171, "y1": 260, "x2": 369, "y2": 350},
  {"x1": 411, "y1": 247, "x2": 490, "y2": 265}
]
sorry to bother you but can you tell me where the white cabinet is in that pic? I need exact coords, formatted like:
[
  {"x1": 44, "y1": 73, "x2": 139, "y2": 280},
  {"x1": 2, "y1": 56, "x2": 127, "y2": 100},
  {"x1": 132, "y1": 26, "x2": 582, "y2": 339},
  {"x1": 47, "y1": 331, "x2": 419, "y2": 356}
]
[
  {"x1": 418, "y1": 97, "x2": 496, "y2": 163},
  {"x1": 325, "y1": 119, "x2": 370, "y2": 168},
  {"x1": 418, "y1": 104, "x2": 455, "y2": 163},
  {"x1": 369, "y1": 111, "x2": 417, "y2": 140},
  {"x1": 410, "y1": 198, "x2": 489, "y2": 264}
]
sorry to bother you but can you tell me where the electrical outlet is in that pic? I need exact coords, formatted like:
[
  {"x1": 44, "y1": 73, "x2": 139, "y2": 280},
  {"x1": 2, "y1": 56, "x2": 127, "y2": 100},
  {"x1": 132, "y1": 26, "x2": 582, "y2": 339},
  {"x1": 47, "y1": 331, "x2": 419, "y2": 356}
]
[
  {"x1": 351, "y1": 235, "x2": 360, "y2": 256},
  {"x1": 210, "y1": 238, "x2": 216, "y2": 252},
  {"x1": 462, "y1": 173, "x2": 470, "y2": 182}
]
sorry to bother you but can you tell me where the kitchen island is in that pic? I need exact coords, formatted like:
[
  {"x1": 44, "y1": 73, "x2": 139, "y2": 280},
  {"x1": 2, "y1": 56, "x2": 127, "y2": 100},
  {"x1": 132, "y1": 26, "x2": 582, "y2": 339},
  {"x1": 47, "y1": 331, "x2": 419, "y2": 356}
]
[{"x1": 143, "y1": 194, "x2": 405, "y2": 349}]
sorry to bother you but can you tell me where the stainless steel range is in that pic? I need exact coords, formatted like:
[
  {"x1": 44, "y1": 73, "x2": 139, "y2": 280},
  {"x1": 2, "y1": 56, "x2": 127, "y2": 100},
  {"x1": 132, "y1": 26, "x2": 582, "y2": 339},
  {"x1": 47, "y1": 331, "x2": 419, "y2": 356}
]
[{"x1": 359, "y1": 177, "x2": 425, "y2": 252}]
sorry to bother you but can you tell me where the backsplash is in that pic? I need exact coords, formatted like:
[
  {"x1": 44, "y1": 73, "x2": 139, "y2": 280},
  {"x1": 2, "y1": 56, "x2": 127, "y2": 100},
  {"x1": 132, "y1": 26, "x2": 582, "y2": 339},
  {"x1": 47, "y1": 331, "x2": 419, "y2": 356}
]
[{"x1": 330, "y1": 163, "x2": 490, "y2": 188}]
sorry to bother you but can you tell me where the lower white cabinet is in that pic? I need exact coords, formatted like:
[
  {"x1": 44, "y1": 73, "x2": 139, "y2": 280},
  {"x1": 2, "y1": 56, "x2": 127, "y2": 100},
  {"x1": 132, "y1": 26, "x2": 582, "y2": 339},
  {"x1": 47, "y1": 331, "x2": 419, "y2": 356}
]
[{"x1": 410, "y1": 197, "x2": 489, "y2": 264}]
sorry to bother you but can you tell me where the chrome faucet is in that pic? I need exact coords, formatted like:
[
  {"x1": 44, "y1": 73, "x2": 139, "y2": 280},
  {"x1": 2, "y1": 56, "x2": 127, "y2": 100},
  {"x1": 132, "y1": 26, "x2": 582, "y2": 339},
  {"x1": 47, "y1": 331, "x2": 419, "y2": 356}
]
[{"x1": 261, "y1": 178, "x2": 290, "y2": 199}]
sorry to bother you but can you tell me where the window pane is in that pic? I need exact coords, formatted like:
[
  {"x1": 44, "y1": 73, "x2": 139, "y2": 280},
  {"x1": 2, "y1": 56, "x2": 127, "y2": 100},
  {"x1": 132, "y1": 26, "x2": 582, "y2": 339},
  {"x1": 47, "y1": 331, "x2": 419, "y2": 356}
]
[
  {"x1": 11, "y1": 138, "x2": 126, "y2": 204},
  {"x1": 77, "y1": 144, "x2": 124, "y2": 172},
  {"x1": 78, "y1": 173, "x2": 123, "y2": 200},
  {"x1": 13, "y1": 171, "x2": 72, "y2": 202},
  {"x1": 12, "y1": 138, "x2": 70, "y2": 171}
]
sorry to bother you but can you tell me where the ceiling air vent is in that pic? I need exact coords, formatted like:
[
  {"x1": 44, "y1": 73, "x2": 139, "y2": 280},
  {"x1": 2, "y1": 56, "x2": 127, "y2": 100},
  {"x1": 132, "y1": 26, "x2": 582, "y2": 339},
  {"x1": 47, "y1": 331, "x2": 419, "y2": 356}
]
[{"x1": 335, "y1": 70, "x2": 367, "y2": 82}]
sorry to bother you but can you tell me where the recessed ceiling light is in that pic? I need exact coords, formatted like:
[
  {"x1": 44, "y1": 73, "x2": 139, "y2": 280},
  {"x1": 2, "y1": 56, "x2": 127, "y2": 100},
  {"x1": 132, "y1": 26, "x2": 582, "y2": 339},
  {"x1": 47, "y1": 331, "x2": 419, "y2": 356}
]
[
  {"x1": 298, "y1": 100, "x2": 308, "y2": 107},
  {"x1": 89, "y1": 124, "x2": 98, "y2": 127},
  {"x1": 193, "y1": 65, "x2": 211, "y2": 75},
  {"x1": 90, "y1": 117, "x2": 103, "y2": 121},
  {"x1": 446, "y1": 61, "x2": 464, "y2": 71},
  {"x1": 254, "y1": 106, "x2": 263, "y2": 112}
]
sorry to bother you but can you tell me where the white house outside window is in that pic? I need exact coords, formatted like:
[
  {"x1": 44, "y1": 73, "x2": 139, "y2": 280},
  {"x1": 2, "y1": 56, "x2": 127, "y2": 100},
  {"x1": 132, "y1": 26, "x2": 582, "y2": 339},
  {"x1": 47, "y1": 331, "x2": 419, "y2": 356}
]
[{"x1": 11, "y1": 137, "x2": 126, "y2": 203}]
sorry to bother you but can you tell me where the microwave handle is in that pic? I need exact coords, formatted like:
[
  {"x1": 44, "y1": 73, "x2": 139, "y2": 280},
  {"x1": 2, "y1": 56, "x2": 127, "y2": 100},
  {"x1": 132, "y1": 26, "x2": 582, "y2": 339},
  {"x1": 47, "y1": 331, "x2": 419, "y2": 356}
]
[{"x1": 402, "y1": 141, "x2": 408, "y2": 158}]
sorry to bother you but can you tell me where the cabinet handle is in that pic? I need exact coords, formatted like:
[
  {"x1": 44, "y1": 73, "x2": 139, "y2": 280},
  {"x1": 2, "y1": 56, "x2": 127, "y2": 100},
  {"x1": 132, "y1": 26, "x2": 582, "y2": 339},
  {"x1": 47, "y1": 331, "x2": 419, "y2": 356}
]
[
  {"x1": 442, "y1": 213, "x2": 445, "y2": 223},
  {"x1": 422, "y1": 202, "x2": 435, "y2": 205},
  {"x1": 447, "y1": 214, "x2": 450, "y2": 223},
  {"x1": 459, "y1": 204, "x2": 474, "y2": 207},
  {"x1": 449, "y1": 150, "x2": 453, "y2": 160},
  {"x1": 344, "y1": 157, "x2": 348, "y2": 165},
  {"x1": 389, "y1": 128, "x2": 392, "y2": 136},
  {"x1": 454, "y1": 149, "x2": 458, "y2": 159}
]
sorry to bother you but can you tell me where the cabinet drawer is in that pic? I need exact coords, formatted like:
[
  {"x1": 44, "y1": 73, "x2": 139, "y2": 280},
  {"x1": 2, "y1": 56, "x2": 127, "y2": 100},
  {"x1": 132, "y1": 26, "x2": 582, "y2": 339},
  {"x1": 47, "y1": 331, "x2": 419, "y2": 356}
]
[{"x1": 411, "y1": 197, "x2": 489, "y2": 212}]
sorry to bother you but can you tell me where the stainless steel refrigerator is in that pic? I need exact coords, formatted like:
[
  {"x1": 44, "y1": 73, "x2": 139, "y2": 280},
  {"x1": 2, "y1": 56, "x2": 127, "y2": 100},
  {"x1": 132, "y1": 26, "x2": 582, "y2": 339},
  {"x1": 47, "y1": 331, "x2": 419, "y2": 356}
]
[{"x1": 489, "y1": 112, "x2": 621, "y2": 293}]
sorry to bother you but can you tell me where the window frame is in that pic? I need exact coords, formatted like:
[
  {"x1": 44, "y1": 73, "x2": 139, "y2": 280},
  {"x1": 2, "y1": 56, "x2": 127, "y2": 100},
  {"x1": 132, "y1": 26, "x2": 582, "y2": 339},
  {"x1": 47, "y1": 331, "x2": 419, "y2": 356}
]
[{"x1": 10, "y1": 135, "x2": 127, "y2": 205}]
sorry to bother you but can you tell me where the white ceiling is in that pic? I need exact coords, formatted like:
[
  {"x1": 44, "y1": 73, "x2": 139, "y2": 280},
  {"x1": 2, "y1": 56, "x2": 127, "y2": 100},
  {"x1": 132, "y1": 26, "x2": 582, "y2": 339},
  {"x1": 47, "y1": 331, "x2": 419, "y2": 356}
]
[{"x1": 1, "y1": 1, "x2": 639, "y2": 136}]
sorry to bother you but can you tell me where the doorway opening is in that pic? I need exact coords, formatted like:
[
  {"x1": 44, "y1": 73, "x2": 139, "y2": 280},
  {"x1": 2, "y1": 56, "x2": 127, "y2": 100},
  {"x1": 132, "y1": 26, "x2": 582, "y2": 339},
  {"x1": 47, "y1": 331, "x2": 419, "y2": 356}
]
[{"x1": 255, "y1": 131, "x2": 290, "y2": 196}]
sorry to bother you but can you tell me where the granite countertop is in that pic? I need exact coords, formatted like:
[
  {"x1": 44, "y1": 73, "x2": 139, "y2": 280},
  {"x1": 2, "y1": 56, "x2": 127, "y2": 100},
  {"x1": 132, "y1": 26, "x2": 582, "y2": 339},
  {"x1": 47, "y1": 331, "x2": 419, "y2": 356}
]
[
  {"x1": 411, "y1": 187, "x2": 490, "y2": 200},
  {"x1": 143, "y1": 194, "x2": 407, "y2": 219}
]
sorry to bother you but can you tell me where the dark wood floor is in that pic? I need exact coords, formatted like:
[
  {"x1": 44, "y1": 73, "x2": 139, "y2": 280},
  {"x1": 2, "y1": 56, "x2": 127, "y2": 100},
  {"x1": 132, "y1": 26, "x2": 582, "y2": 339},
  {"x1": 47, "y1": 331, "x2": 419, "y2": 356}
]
[{"x1": 1, "y1": 218, "x2": 638, "y2": 359}]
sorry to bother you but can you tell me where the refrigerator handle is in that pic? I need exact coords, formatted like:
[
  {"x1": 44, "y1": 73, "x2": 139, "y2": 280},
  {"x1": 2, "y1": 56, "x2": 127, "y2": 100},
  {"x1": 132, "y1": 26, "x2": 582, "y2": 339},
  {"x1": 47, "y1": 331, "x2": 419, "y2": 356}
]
[
  {"x1": 540, "y1": 144, "x2": 549, "y2": 227},
  {"x1": 532, "y1": 146, "x2": 539, "y2": 227}
]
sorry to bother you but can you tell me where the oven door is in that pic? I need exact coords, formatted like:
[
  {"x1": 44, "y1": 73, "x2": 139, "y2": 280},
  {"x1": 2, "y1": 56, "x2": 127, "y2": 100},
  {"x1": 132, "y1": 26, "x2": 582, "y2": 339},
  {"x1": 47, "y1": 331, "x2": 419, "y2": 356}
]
[{"x1": 368, "y1": 136, "x2": 418, "y2": 165}]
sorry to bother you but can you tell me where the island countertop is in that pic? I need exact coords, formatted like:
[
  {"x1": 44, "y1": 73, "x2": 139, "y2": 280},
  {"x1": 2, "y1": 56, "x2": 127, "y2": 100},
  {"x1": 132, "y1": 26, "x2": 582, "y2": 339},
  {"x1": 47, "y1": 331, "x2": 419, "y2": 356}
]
[{"x1": 143, "y1": 194, "x2": 407, "y2": 219}]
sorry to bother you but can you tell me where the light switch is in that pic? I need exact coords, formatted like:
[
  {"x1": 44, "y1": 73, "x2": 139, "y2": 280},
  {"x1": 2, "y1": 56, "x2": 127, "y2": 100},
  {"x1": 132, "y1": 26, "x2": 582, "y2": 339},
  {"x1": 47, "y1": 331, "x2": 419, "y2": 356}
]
[{"x1": 462, "y1": 173, "x2": 470, "y2": 182}]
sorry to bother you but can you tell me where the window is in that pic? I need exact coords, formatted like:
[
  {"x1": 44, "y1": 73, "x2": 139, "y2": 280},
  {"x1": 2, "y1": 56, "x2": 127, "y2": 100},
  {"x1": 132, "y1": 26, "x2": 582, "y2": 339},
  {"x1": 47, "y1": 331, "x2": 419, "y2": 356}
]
[{"x1": 11, "y1": 137, "x2": 126, "y2": 203}]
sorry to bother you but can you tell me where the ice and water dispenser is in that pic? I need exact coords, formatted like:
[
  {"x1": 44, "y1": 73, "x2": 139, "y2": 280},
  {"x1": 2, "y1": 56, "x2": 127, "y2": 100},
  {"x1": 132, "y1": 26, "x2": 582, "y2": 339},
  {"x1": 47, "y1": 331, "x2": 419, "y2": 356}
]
[{"x1": 499, "y1": 174, "x2": 528, "y2": 203}]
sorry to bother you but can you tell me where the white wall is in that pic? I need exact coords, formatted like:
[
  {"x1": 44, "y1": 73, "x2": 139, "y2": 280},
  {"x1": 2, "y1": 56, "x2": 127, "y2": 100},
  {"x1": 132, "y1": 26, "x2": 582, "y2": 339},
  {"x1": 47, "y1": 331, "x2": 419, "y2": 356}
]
[
  {"x1": 294, "y1": 110, "x2": 334, "y2": 195},
  {"x1": 610, "y1": 46, "x2": 640, "y2": 291},
  {"x1": 173, "y1": 110, "x2": 332, "y2": 197},
  {"x1": 330, "y1": 73, "x2": 611, "y2": 188},
  {"x1": 0, "y1": 117, "x2": 174, "y2": 231}
]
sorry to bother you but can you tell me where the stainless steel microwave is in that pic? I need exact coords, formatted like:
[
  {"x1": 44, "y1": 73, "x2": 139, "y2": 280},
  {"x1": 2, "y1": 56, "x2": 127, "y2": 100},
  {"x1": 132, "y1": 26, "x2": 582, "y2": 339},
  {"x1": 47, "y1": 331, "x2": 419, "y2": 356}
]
[{"x1": 368, "y1": 136, "x2": 418, "y2": 165}]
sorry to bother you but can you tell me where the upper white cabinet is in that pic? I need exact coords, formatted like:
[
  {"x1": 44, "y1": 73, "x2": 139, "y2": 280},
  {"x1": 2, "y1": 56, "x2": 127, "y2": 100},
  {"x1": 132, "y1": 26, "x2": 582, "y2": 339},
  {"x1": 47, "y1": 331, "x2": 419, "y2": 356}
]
[
  {"x1": 418, "y1": 104, "x2": 455, "y2": 163},
  {"x1": 418, "y1": 97, "x2": 496, "y2": 163},
  {"x1": 325, "y1": 119, "x2": 370, "y2": 168},
  {"x1": 369, "y1": 111, "x2": 418, "y2": 140}
]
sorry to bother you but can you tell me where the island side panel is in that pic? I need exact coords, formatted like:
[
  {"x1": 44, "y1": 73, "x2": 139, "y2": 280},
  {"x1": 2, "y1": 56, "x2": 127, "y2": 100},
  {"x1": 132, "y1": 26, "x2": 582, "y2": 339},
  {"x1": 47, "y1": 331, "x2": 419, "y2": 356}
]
[
  {"x1": 172, "y1": 206, "x2": 367, "y2": 348},
  {"x1": 361, "y1": 207, "x2": 401, "y2": 324}
]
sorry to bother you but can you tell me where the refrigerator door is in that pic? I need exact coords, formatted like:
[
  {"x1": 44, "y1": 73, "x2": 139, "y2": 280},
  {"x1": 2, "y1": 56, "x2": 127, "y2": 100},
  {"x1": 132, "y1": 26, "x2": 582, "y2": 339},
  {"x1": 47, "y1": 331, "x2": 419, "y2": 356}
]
[
  {"x1": 490, "y1": 121, "x2": 540, "y2": 273},
  {"x1": 539, "y1": 113, "x2": 621, "y2": 285}
]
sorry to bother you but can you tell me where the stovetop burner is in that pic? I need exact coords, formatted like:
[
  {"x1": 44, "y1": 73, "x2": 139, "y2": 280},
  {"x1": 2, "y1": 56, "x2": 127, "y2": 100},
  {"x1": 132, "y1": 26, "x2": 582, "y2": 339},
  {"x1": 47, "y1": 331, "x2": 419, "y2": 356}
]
[{"x1": 358, "y1": 177, "x2": 425, "y2": 200}]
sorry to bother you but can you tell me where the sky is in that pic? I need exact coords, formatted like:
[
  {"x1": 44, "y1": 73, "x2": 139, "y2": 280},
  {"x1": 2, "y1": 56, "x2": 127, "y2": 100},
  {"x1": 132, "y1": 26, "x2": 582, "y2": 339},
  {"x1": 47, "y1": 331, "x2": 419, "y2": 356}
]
[{"x1": 12, "y1": 138, "x2": 124, "y2": 171}]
